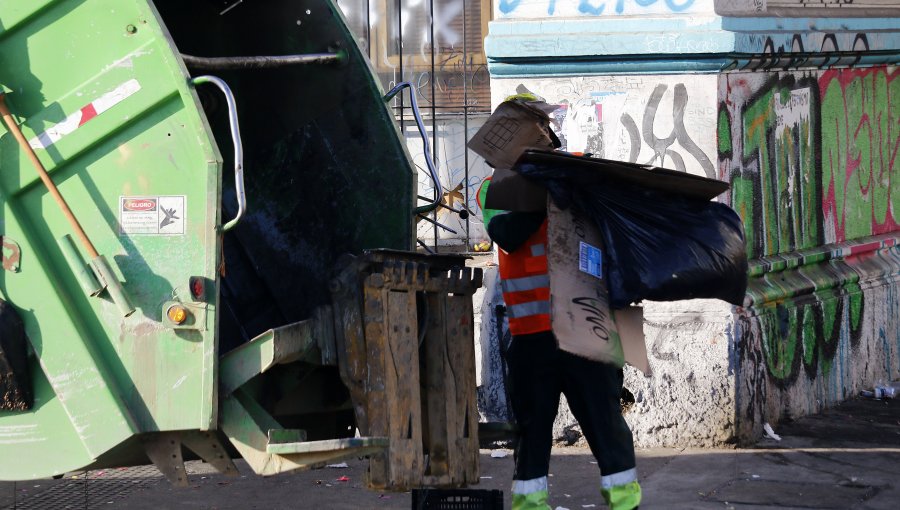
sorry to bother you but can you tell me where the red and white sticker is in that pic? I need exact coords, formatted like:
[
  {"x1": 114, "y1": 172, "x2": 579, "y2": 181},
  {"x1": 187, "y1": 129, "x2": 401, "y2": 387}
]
[
  {"x1": 29, "y1": 79, "x2": 142, "y2": 150},
  {"x1": 119, "y1": 195, "x2": 186, "y2": 235}
]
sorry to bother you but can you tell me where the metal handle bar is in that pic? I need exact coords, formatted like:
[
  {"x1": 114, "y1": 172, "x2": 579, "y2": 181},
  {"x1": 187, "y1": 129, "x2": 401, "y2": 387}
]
[
  {"x1": 191, "y1": 75, "x2": 246, "y2": 232},
  {"x1": 383, "y1": 82, "x2": 442, "y2": 215}
]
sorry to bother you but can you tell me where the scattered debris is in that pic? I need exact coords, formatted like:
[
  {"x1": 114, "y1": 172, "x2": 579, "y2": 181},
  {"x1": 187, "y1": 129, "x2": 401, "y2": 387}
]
[
  {"x1": 336, "y1": 476, "x2": 350, "y2": 482},
  {"x1": 327, "y1": 462, "x2": 349, "y2": 469},
  {"x1": 763, "y1": 423, "x2": 782, "y2": 441},
  {"x1": 860, "y1": 381, "x2": 900, "y2": 399}
]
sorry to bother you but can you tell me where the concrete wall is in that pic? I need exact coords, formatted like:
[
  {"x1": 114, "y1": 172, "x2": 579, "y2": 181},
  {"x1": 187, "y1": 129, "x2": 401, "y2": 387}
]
[{"x1": 476, "y1": 5, "x2": 900, "y2": 446}]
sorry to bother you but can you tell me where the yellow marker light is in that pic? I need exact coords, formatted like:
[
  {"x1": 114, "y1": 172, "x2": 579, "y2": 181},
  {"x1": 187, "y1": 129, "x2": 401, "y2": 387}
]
[{"x1": 167, "y1": 304, "x2": 188, "y2": 325}]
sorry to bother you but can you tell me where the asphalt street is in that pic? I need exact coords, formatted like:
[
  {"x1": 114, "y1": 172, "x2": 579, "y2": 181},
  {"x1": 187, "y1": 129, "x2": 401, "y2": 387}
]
[{"x1": 2, "y1": 397, "x2": 898, "y2": 509}]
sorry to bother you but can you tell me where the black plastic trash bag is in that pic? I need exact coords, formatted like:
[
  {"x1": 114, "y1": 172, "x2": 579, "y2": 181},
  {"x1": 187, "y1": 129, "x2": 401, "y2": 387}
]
[{"x1": 516, "y1": 151, "x2": 748, "y2": 309}]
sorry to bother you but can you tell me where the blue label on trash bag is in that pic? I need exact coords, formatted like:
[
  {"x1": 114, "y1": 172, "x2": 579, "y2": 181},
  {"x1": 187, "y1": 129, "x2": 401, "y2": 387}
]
[{"x1": 579, "y1": 241, "x2": 602, "y2": 279}]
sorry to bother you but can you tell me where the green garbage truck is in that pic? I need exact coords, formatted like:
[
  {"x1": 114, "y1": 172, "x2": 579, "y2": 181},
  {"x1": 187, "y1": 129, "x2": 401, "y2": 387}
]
[{"x1": 0, "y1": 0, "x2": 482, "y2": 490}]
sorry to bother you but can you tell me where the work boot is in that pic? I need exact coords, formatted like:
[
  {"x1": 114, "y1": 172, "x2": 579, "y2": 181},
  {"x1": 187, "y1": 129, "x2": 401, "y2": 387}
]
[
  {"x1": 511, "y1": 476, "x2": 550, "y2": 510},
  {"x1": 600, "y1": 480, "x2": 642, "y2": 510}
]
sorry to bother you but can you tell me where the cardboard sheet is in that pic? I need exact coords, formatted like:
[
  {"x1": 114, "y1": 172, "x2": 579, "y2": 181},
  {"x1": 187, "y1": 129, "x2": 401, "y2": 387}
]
[{"x1": 547, "y1": 200, "x2": 649, "y2": 374}]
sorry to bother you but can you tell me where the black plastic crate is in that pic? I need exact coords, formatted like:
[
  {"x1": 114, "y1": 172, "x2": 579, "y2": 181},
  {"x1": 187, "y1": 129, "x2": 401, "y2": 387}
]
[{"x1": 411, "y1": 489, "x2": 504, "y2": 510}]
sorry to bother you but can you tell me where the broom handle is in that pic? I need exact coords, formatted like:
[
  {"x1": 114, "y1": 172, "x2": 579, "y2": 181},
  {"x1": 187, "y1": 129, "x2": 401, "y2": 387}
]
[{"x1": 0, "y1": 94, "x2": 99, "y2": 259}]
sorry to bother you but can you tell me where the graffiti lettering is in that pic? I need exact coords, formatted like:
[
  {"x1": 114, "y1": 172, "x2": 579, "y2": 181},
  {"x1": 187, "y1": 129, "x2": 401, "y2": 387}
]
[
  {"x1": 624, "y1": 83, "x2": 715, "y2": 177},
  {"x1": 499, "y1": 0, "x2": 697, "y2": 16},
  {"x1": 821, "y1": 69, "x2": 900, "y2": 242},
  {"x1": 546, "y1": 82, "x2": 714, "y2": 176},
  {"x1": 572, "y1": 296, "x2": 612, "y2": 341},
  {"x1": 729, "y1": 68, "x2": 898, "y2": 257}
]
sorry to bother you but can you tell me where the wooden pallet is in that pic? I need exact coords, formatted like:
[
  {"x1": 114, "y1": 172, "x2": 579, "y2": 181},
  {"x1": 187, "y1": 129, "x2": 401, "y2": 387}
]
[{"x1": 331, "y1": 251, "x2": 483, "y2": 491}]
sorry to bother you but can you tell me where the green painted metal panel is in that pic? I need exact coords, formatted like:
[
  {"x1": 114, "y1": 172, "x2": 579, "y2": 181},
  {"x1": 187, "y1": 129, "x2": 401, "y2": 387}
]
[{"x1": 0, "y1": 0, "x2": 222, "y2": 479}]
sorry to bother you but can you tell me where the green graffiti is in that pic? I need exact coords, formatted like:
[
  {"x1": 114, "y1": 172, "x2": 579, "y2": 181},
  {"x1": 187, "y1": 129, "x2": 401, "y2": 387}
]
[
  {"x1": 821, "y1": 69, "x2": 900, "y2": 240},
  {"x1": 725, "y1": 69, "x2": 896, "y2": 387},
  {"x1": 849, "y1": 288, "x2": 864, "y2": 332},
  {"x1": 759, "y1": 292, "x2": 850, "y2": 386},
  {"x1": 731, "y1": 176, "x2": 756, "y2": 260},
  {"x1": 718, "y1": 108, "x2": 732, "y2": 156},
  {"x1": 739, "y1": 77, "x2": 821, "y2": 259},
  {"x1": 801, "y1": 305, "x2": 817, "y2": 369},
  {"x1": 762, "y1": 305, "x2": 799, "y2": 382}
]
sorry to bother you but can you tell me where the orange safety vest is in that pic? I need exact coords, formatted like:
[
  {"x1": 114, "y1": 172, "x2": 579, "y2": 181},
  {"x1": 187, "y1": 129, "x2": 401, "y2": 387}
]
[{"x1": 498, "y1": 218, "x2": 551, "y2": 336}]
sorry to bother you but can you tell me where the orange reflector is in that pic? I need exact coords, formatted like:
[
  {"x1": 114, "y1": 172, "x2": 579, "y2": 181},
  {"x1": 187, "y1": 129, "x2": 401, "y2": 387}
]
[{"x1": 167, "y1": 304, "x2": 188, "y2": 325}]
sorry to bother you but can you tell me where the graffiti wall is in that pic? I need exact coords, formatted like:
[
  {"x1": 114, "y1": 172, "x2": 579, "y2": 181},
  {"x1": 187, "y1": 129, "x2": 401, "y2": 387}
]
[
  {"x1": 495, "y1": 0, "x2": 714, "y2": 18},
  {"x1": 720, "y1": 66, "x2": 900, "y2": 440},
  {"x1": 720, "y1": 67, "x2": 900, "y2": 257},
  {"x1": 491, "y1": 75, "x2": 719, "y2": 177}
]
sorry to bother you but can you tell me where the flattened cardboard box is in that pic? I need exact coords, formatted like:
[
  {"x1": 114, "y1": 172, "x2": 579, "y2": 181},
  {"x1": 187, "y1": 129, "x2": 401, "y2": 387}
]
[
  {"x1": 547, "y1": 200, "x2": 650, "y2": 375},
  {"x1": 467, "y1": 101, "x2": 556, "y2": 170}
]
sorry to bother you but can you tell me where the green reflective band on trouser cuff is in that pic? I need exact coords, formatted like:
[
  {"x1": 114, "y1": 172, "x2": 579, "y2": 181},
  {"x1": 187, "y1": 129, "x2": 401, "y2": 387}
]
[
  {"x1": 601, "y1": 481, "x2": 642, "y2": 510},
  {"x1": 512, "y1": 477, "x2": 550, "y2": 510},
  {"x1": 506, "y1": 300, "x2": 551, "y2": 318},
  {"x1": 501, "y1": 274, "x2": 550, "y2": 293}
]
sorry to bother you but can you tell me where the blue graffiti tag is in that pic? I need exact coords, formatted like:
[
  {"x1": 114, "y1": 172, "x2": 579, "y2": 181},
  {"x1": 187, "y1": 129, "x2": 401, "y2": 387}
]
[
  {"x1": 499, "y1": 0, "x2": 521, "y2": 15},
  {"x1": 579, "y1": 0, "x2": 606, "y2": 15},
  {"x1": 502, "y1": 0, "x2": 696, "y2": 16}
]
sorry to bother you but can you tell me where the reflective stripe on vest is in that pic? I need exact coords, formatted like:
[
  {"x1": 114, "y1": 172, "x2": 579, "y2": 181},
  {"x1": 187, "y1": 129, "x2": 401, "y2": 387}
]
[{"x1": 498, "y1": 219, "x2": 551, "y2": 336}]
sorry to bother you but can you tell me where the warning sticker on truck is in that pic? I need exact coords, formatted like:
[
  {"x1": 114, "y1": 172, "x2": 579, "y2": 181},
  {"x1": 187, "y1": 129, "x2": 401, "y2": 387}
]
[{"x1": 119, "y1": 196, "x2": 186, "y2": 235}]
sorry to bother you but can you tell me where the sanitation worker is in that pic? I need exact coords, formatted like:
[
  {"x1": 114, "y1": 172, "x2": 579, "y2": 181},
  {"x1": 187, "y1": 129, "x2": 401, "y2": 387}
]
[{"x1": 476, "y1": 123, "x2": 642, "y2": 510}]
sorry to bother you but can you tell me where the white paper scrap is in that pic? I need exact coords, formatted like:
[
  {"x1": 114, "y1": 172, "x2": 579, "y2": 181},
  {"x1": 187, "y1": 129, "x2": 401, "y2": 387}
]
[{"x1": 763, "y1": 423, "x2": 782, "y2": 441}]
